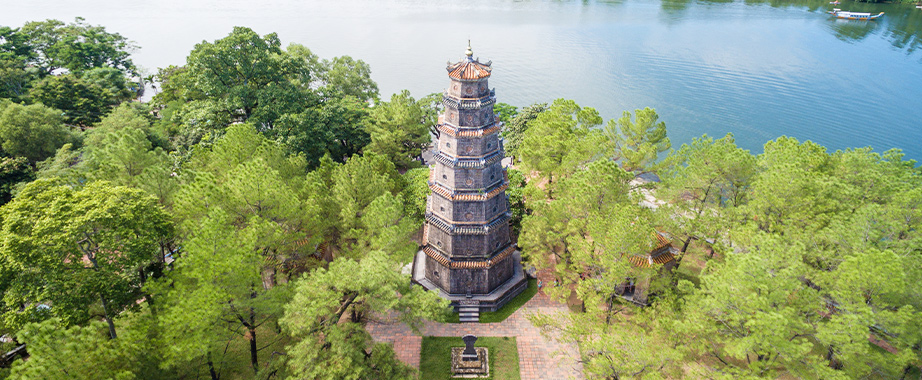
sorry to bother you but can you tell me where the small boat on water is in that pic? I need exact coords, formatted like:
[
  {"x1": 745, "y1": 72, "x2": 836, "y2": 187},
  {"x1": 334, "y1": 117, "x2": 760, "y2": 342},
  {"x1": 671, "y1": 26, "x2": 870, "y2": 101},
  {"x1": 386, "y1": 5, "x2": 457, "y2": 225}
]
[{"x1": 828, "y1": 8, "x2": 885, "y2": 20}]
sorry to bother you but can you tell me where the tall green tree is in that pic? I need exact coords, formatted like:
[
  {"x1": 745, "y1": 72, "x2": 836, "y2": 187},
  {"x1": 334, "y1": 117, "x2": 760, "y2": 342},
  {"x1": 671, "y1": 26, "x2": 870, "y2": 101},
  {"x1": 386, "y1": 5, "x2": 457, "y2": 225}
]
[
  {"x1": 81, "y1": 67, "x2": 137, "y2": 103},
  {"x1": 8, "y1": 314, "x2": 171, "y2": 380},
  {"x1": 742, "y1": 136, "x2": 837, "y2": 235},
  {"x1": 0, "y1": 156, "x2": 33, "y2": 205},
  {"x1": 365, "y1": 90, "x2": 434, "y2": 171},
  {"x1": 271, "y1": 95, "x2": 371, "y2": 167},
  {"x1": 518, "y1": 99, "x2": 603, "y2": 196},
  {"x1": 657, "y1": 133, "x2": 756, "y2": 260},
  {"x1": 0, "y1": 60, "x2": 36, "y2": 101},
  {"x1": 179, "y1": 27, "x2": 309, "y2": 130},
  {"x1": 0, "y1": 180, "x2": 172, "y2": 339},
  {"x1": 519, "y1": 159, "x2": 634, "y2": 293},
  {"x1": 18, "y1": 18, "x2": 135, "y2": 76},
  {"x1": 84, "y1": 123, "x2": 173, "y2": 201},
  {"x1": 284, "y1": 44, "x2": 378, "y2": 103},
  {"x1": 31, "y1": 143, "x2": 83, "y2": 186},
  {"x1": 89, "y1": 102, "x2": 169, "y2": 150},
  {"x1": 605, "y1": 107, "x2": 670, "y2": 172},
  {"x1": 152, "y1": 209, "x2": 290, "y2": 378},
  {"x1": 0, "y1": 102, "x2": 73, "y2": 163},
  {"x1": 174, "y1": 124, "x2": 319, "y2": 273},
  {"x1": 304, "y1": 153, "x2": 416, "y2": 262},
  {"x1": 317, "y1": 55, "x2": 379, "y2": 102},
  {"x1": 680, "y1": 234, "x2": 821, "y2": 379},
  {"x1": 29, "y1": 74, "x2": 114, "y2": 126},
  {"x1": 501, "y1": 102, "x2": 545, "y2": 162},
  {"x1": 152, "y1": 124, "x2": 321, "y2": 378},
  {"x1": 493, "y1": 102, "x2": 518, "y2": 124},
  {"x1": 1, "y1": 26, "x2": 38, "y2": 102},
  {"x1": 281, "y1": 251, "x2": 447, "y2": 380}
]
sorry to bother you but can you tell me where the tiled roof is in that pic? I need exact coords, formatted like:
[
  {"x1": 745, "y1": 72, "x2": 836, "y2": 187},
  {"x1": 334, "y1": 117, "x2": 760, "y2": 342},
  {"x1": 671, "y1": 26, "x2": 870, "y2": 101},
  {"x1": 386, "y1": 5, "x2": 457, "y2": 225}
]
[
  {"x1": 447, "y1": 58, "x2": 492, "y2": 81},
  {"x1": 425, "y1": 212, "x2": 511, "y2": 236},
  {"x1": 627, "y1": 255, "x2": 653, "y2": 268},
  {"x1": 428, "y1": 182, "x2": 508, "y2": 202},
  {"x1": 433, "y1": 150, "x2": 504, "y2": 169},
  {"x1": 437, "y1": 122, "x2": 502, "y2": 138},
  {"x1": 428, "y1": 173, "x2": 509, "y2": 201},
  {"x1": 624, "y1": 232, "x2": 677, "y2": 268},
  {"x1": 652, "y1": 249, "x2": 676, "y2": 264},
  {"x1": 423, "y1": 244, "x2": 515, "y2": 269},
  {"x1": 653, "y1": 232, "x2": 671, "y2": 250}
]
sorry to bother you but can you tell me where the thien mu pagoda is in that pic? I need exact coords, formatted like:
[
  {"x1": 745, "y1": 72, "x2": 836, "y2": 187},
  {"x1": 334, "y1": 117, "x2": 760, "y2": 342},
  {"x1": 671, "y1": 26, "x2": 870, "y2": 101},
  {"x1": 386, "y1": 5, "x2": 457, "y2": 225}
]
[{"x1": 412, "y1": 43, "x2": 526, "y2": 321}]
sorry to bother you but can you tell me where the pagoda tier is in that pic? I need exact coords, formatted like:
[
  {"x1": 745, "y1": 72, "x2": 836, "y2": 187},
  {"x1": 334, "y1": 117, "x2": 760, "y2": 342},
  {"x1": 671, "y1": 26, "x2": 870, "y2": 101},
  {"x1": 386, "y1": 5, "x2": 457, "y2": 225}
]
[{"x1": 412, "y1": 43, "x2": 526, "y2": 311}]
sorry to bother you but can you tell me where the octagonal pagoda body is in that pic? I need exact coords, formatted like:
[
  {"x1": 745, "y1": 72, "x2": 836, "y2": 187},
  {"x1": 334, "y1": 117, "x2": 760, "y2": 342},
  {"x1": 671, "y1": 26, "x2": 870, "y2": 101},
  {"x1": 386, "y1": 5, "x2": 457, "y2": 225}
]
[{"x1": 412, "y1": 45, "x2": 526, "y2": 312}]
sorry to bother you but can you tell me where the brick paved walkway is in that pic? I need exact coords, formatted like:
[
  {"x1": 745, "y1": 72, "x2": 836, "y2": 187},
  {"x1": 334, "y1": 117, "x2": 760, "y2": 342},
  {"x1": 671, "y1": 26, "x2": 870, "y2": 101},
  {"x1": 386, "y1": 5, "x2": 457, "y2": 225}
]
[{"x1": 367, "y1": 291, "x2": 584, "y2": 380}]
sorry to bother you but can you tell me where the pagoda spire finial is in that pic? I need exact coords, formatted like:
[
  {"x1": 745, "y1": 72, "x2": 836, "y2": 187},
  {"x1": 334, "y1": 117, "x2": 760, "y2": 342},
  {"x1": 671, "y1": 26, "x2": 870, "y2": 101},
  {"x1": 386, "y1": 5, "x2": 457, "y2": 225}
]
[{"x1": 465, "y1": 40, "x2": 473, "y2": 58}]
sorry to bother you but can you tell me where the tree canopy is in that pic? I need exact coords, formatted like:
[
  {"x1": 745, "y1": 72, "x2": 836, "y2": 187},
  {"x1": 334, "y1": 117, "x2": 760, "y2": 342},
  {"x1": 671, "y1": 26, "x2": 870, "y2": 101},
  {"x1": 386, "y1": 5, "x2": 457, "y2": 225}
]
[{"x1": 0, "y1": 20, "x2": 919, "y2": 380}]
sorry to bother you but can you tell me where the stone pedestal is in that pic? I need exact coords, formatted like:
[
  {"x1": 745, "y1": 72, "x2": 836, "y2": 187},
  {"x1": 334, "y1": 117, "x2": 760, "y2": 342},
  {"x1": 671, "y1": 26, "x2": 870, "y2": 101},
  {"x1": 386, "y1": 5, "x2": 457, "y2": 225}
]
[
  {"x1": 412, "y1": 249, "x2": 527, "y2": 311},
  {"x1": 451, "y1": 347, "x2": 489, "y2": 378}
]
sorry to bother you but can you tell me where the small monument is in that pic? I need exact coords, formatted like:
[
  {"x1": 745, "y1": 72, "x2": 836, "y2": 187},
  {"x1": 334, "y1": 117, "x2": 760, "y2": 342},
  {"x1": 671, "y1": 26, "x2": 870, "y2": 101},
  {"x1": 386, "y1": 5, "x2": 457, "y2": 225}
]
[
  {"x1": 462, "y1": 334, "x2": 479, "y2": 361},
  {"x1": 451, "y1": 334, "x2": 489, "y2": 377}
]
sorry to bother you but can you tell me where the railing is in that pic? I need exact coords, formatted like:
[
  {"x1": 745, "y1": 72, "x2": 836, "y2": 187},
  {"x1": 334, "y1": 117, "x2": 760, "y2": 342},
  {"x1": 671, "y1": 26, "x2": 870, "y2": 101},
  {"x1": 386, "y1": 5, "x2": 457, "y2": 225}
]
[
  {"x1": 425, "y1": 212, "x2": 512, "y2": 236},
  {"x1": 442, "y1": 89, "x2": 496, "y2": 110},
  {"x1": 433, "y1": 150, "x2": 504, "y2": 169}
]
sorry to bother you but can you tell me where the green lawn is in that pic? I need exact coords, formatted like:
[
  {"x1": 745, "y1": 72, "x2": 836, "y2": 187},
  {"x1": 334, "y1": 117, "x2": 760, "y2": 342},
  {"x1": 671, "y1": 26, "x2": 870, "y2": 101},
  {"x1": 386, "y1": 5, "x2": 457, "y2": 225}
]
[
  {"x1": 480, "y1": 279, "x2": 538, "y2": 323},
  {"x1": 419, "y1": 336, "x2": 520, "y2": 380}
]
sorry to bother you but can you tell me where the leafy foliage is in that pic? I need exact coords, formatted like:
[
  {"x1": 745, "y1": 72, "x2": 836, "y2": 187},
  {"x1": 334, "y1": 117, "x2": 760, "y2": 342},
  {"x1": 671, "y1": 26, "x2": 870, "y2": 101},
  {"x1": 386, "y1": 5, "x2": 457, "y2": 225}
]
[
  {"x1": 0, "y1": 180, "x2": 172, "y2": 338},
  {"x1": 281, "y1": 251, "x2": 447, "y2": 380},
  {"x1": 178, "y1": 27, "x2": 308, "y2": 131},
  {"x1": 8, "y1": 315, "x2": 168, "y2": 380},
  {"x1": 0, "y1": 156, "x2": 33, "y2": 205},
  {"x1": 365, "y1": 90, "x2": 435, "y2": 171},
  {"x1": 29, "y1": 74, "x2": 115, "y2": 126},
  {"x1": 304, "y1": 152, "x2": 418, "y2": 262},
  {"x1": 605, "y1": 107, "x2": 671, "y2": 172},
  {"x1": 17, "y1": 18, "x2": 136, "y2": 76},
  {"x1": 518, "y1": 99, "x2": 603, "y2": 194},
  {"x1": 0, "y1": 102, "x2": 74, "y2": 163},
  {"x1": 501, "y1": 102, "x2": 545, "y2": 161}
]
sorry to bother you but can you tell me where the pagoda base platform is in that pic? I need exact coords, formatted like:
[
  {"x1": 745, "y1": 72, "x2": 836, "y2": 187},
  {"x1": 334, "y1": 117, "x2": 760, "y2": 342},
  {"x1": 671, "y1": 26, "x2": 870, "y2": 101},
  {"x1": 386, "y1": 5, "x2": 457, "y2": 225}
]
[{"x1": 412, "y1": 250, "x2": 527, "y2": 313}]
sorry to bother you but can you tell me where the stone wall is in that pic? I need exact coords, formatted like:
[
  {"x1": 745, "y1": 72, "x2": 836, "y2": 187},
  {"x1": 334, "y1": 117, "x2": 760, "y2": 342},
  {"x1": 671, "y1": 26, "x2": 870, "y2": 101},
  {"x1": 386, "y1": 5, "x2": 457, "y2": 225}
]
[
  {"x1": 446, "y1": 78, "x2": 491, "y2": 99},
  {"x1": 423, "y1": 247, "x2": 516, "y2": 295},
  {"x1": 426, "y1": 222, "x2": 511, "y2": 260},
  {"x1": 432, "y1": 161, "x2": 504, "y2": 191},
  {"x1": 428, "y1": 192, "x2": 508, "y2": 222},
  {"x1": 437, "y1": 133, "x2": 500, "y2": 158}
]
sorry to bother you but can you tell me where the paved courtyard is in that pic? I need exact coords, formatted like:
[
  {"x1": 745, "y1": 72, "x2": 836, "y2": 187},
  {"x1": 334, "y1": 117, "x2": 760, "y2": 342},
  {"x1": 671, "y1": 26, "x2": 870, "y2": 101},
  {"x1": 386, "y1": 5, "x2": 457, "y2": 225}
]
[{"x1": 367, "y1": 290, "x2": 584, "y2": 380}]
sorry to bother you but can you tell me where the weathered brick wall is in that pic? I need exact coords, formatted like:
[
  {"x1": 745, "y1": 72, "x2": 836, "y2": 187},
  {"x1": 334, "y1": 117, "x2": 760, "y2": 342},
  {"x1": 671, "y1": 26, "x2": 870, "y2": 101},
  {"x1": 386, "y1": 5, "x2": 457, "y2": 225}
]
[
  {"x1": 436, "y1": 133, "x2": 499, "y2": 158},
  {"x1": 446, "y1": 78, "x2": 490, "y2": 99},
  {"x1": 487, "y1": 252, "x2": 514, "y2": 290},
  {"x1": 425, "y1": 254, "x2": 451, "y2": 290},
  {"x1": 429, "y1": 193, "x2": 507, "y2": 221},
  {"x1": 426, "y1": 222, "x2": 510, "y2": 260},
  {"x1": 433, "y1": 160, "x2": 504, "y2": 191}
]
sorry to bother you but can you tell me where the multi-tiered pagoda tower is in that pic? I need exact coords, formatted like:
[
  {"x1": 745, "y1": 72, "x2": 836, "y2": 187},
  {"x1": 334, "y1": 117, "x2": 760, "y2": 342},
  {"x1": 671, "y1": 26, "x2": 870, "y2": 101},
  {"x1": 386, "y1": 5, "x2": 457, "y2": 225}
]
[{"x1": 412, "y1": 43, "x2": 526, "y2": 315}]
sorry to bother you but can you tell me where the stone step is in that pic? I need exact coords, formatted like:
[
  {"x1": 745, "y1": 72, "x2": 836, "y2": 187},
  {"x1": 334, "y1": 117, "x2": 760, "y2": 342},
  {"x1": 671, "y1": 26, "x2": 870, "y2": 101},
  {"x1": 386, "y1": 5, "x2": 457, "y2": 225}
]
[{"x1": 459, "y1": 309, "x2": 479, "y2": 323}]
